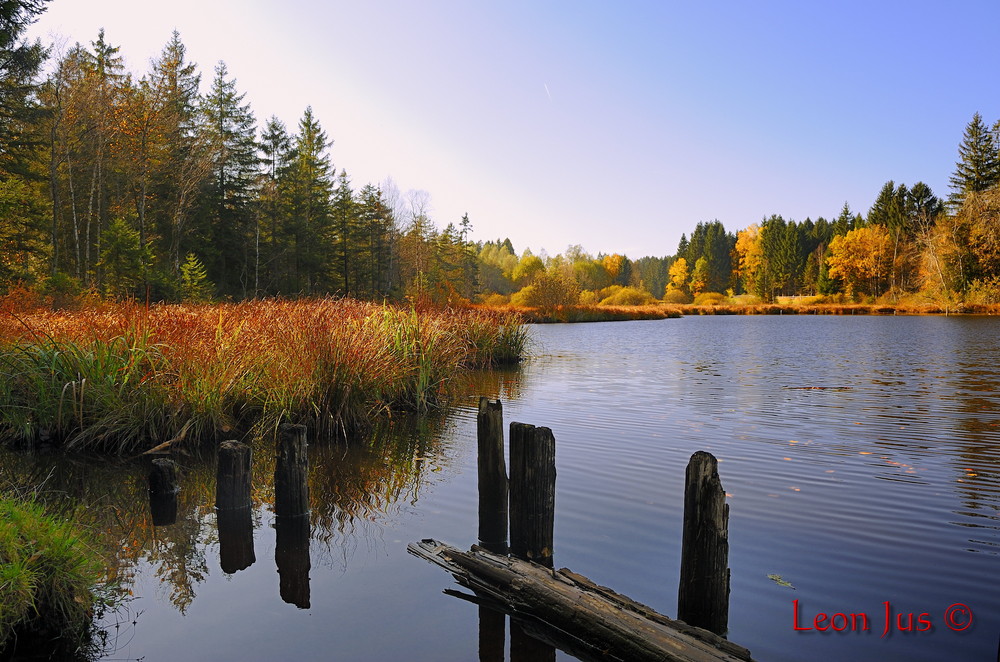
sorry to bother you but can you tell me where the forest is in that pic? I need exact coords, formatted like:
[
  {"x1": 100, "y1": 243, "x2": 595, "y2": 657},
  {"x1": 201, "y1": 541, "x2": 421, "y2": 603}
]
[{"x1": 2, "y1": 2, "x2": 1000, "y2": 310}]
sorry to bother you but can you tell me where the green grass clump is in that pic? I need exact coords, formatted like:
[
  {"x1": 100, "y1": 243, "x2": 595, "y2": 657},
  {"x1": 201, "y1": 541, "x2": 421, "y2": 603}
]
[{"x1": 0, "y1": 498, "x2": 105, "y2": 654}]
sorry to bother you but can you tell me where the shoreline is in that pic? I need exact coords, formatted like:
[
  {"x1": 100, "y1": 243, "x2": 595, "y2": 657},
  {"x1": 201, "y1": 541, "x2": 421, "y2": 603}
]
[{"x1": 473, "y1": 302, "x2": 1000, "y2": 323}]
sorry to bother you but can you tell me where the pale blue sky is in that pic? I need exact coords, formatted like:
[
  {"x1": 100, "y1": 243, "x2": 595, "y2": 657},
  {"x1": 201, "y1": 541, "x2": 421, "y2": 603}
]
[{"x1": 28, "y1": 0, "x2": 1000, "y2": 258}]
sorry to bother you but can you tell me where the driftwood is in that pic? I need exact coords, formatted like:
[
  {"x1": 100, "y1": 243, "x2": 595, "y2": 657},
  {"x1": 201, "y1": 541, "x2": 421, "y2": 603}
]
[{"x1": 408, "y1": 539, "x2": 754, "y2": 662}]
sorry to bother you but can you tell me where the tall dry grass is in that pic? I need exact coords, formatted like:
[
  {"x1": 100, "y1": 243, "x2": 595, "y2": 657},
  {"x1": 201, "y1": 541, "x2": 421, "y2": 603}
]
[{"x1": 0, "y1": 298, "x2": 528, "y2": 453}]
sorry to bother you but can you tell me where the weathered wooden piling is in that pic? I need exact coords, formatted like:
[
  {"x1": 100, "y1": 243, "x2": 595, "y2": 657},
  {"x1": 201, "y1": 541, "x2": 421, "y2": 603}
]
[
  {"x1": 217, "y1": 505, "x2": 255, "y2": 574},
  {"x1": 148, "y1": 457, "x2": 178, "y2": 495},
  {"x1": 274, "y1": 423, "x2": 309, "y2": 518},
  {"x1": 275, "y1": 515, "x2": 311, "y2": 609},
  {"x1": 216, "y1": 440, "x2": 252, "y2": 511},
  {"x1": 148, "y1": 457, "x2": 178, "y2": 526},
  {"x1": 677, "y1": 451, "x2": 730, "y2": 635},
  {"x1": 477, "y1": 397, "x2": 508, "y2": 554},
  {"x1": 509, "y1": 422, "x2": 555, "y2": 568}
]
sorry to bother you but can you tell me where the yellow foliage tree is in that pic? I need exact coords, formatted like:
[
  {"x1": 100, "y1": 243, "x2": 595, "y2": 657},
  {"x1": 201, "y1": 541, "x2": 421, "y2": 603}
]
[
  {"x1": 826, "y1": 225, "x2": 893, "y2": 297},
  {"x1": 734, "y1": 224, "x2": 765, "y2": 297},
  {"x1": 664, "y1": 257, "x2": 690, "y2": 302},
  {"x1": 602, "y1": 253, "x2": 627, "y2": 283}
]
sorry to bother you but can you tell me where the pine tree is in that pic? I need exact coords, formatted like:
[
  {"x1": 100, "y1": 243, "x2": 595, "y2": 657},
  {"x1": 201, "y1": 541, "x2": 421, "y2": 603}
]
[
  {"x1": 0, "y1": 0, "x2": 48, "y2": 177},
  {"x1": 281, "y1": 107, "x2": 333, "y2": 294},
  {"x1": 149, "y1": 31, "x2": 213, "y2": 277},
  {"x1": 330, "y1": 169, "x2": 357, "y2": 293},
  {"x1": 948, "y1": 112, "x2": 1000, "y2": 209},
  {"x1": 199, "y1": 61, "x2": 259, "y2": 296}
]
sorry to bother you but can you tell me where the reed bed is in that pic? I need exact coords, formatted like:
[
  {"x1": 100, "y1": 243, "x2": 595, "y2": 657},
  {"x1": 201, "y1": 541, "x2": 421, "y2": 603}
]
[{"x1": 0, "y1": 299, "x2": 528, "y2": 454}]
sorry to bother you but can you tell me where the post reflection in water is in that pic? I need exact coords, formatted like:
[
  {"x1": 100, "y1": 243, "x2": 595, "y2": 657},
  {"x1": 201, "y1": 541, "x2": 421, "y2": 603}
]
[
  {"x1": 478, "y1": 605, "x2": 505, "y2": 662},
  {"x1": 275, "y1": 515, "x2": 311, "y2": 609},
  {"x1": 148, "y1": 491, "x2": 177, "y2": 527},
  {"x1": 217, "y1": 506, "x2": 255, "y2": 574},
  {"x1": 510, "y1": 620, "x2": 556, "y2": 662}
]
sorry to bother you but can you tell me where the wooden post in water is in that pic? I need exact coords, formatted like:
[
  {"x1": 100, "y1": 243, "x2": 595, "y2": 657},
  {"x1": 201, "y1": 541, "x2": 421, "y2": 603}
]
[
  {"x1": 216, "y1": 440, "x2": 252, "y2": 511},
  {"x1": 148, "y1": 458, "x2": 178, "y2": 526},
  {"x1": 677, "y1": 450, "x2": 730, "y2": 635},
  {"x1": 149, "y1": 457, "x2": 178, "y2": 495},
  {"x1": 275, "y1": 423, "x2": 309, "y2": 517},
  {"x1": 509, "y1": 422, "x2": 556, "y2": 568},
  {"x1": 216, "y1": 440, "x2": 255, "y2": 573},
  {"x1": 478, "y1": 397, "x2": 508, "y2": 554}
]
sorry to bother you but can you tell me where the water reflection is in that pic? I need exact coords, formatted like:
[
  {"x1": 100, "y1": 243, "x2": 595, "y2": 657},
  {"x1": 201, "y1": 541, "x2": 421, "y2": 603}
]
[
  {"x1": 217, "y1": 506, "x2": 255, "y2": 574},
  {"x1": 149, "y1": 491, "x2": 178, "y2": 526},
  {"x1": 275, "y1": 515, "x2": 311, "y2": 608},
  {"x1": 0, "y1": 411, "x2": 462, "y2": 622}
]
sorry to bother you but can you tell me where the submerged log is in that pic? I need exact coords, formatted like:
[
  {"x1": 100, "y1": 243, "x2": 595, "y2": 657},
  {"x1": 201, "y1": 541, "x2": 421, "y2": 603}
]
[{"x1": 408, "y1": 539, "x2": 754, "y2": 662}]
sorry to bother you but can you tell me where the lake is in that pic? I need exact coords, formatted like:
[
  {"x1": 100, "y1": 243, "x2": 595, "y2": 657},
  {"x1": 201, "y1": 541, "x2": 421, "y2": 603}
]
[{"x1": 4, "y1": 315, "x2": 998, "y2": 661}]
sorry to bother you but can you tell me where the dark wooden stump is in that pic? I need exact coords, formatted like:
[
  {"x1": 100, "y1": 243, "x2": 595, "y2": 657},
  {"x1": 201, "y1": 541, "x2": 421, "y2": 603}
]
[
  {"x1": 148, "y1": 458, "x2": 178, "y2": 526},
  {"x1": 216, "y1": 440, "x2": 252, "y2": 511},
  {"x1": 677, "y1": 451, "x2": 730, "y2": 636},
  {"x1": 275, "y1": 515, "x2": 311, "y2": 609},
  {"x1": 148, "y1": 457, "x2": 178, "y2": 495},
  {"x1": 217, "y1": 505, "x2": 255, "y2": 574},
  {"x1": 275, "y1": 423, "x2": 309, "y2": 517},
  {"x1": 509, "y1": 422, "x2": 555, "y2": 568},
  {"x1": 478, "y1": 397, "x2": 508, "y2": 554}
]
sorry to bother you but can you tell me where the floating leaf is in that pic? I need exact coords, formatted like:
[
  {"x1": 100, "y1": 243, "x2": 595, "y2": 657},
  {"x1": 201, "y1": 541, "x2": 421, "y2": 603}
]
[{"x1": 767, "y1": 574, "x2": 796, "y2": 589}]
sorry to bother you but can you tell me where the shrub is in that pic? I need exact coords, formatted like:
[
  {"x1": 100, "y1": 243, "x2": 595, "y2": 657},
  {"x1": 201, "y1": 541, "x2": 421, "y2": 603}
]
[
  {"x1": 692, "y1": 291, "x2": 727, "y2": 306},
  {"x1": 599, "y1": 286, "x2": 655, "y2": 306},
  {"x1": 479, "y1": 293, "x2": 509, "y2": 306},
  {"x1": 966, "y1": 276, "x2": 1000, "y2": 305},
  {"x1": 662, "y1": 289, "x2": 691, "y2": 304},
  {"x1": 577, "y1": 290, "x2": 600, "y2": 305}
]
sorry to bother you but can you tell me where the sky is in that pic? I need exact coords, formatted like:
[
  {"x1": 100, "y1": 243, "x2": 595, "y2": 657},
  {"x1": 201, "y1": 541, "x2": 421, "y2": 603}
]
[{"x1": 26, "y1": 0, "x2": 1000, "y2": 259}]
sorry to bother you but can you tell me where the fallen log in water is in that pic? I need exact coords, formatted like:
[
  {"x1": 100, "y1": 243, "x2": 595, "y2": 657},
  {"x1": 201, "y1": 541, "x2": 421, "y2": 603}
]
[{"x1": 407, "y1": 539, "x2": 755, "y2": 662}]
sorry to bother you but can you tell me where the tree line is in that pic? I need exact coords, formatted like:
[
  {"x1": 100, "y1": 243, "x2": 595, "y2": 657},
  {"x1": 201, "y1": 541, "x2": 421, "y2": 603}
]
[{"x1": 2, "y1": 2, "x2": 999, "y2": 308}]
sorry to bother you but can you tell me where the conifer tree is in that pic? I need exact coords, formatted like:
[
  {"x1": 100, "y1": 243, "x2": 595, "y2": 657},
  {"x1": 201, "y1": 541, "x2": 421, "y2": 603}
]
[
  {"x1": 199, "y1": 61, "x2": 259, "y2": 296},
  {"x1": 0, "y1": 0, "x2": 48, "y2": 177},
  {"x1": 948, "y1": 112, "x2": 1000, "y2": 209}
]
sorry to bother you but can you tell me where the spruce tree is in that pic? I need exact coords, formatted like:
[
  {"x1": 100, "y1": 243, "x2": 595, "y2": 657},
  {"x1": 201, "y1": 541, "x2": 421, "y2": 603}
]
[
  {"x1": 948, "y1": 112, "x2": 1000, "y2": 209},
  {"x1": 199, "y1": 61, "x2": 259, "y2": 296},
  {"x1": 0, "y1": 0, "x2": 48, "y2": 176}
]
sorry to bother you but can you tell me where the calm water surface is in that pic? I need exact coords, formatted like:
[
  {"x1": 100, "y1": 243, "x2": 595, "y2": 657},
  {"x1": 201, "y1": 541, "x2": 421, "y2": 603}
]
[{"x1": 5, "y1": 315, "x2": 999, "y2": 661}]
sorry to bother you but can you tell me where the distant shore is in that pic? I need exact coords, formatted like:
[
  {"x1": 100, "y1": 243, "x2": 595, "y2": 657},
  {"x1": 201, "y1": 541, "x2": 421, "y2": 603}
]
[{"x1": 476, "y1": 302, "x2": 1000, "y2": 323}]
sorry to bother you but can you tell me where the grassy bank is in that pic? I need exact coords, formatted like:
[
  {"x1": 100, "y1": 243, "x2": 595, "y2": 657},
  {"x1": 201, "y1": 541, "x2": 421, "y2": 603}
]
[
  {"x1": 0, "y1": 497, "x2": 107, "y2": 658},
  {"x1": 0, "y1": 298, "x2": 527, "y2": 453}
]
